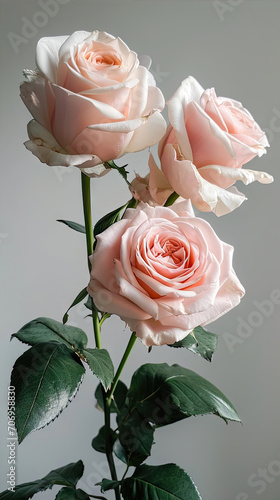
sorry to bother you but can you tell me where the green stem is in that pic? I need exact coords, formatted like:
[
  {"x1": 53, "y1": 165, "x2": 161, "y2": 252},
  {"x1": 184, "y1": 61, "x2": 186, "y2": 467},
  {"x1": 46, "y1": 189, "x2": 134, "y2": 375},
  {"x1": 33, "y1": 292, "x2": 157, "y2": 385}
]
[
  {"x1": 101, "y1": 333, "x2": 137, "y2": 500},
  {"x1": 88, "y1": 495, "x2": 107, "y2": 500},
  {"x1": 102, "y1": 333, "x2": 137, "y2": 500},
  {"x1": 92, "y1": 305, "x2": 102, "y2": 350},
  {"x1": 81, "y1": 173, "x2": 102, "y2": 350},
  {"x1": 164, "y1": 191, "x2": 179, "y2": 207},
  {"x1": 108, "y1": 332, "x2": 137, "y2": 402},
  {"x1": 121, "y1": 463, "x2": 130, "y2": 481},
  {"x1": 81, "y1": 172, "x2": 94, "y2": 272},
  {"x1": 90, "y1": 295, "x2": 119, "y2": 498},
  {"x1": 104, "y1": 397, "x2": 121, "y2": 500},
  {"x1": 103, "y1": 160, "x2": 131, "y2": 186},
  {"x1": 81, "y1": 173, "x2": 121, "y2": 499}
]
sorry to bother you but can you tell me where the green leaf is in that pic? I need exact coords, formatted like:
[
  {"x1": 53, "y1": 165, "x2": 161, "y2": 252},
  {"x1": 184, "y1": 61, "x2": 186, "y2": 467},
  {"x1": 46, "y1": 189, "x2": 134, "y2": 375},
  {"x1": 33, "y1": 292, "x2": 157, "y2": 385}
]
[
  {"x1": 84, "y1": 295, "x2": 93, "y2": 311},
  {"x1": 84, "y1": 298, "x2": 111, "y2": 324},
  {"x1": 0, "y1": 460, "x2": 84, "y2": 499},
  {"x1": 164, "y1": 191, "x2": 179, "y2": 207},
  {"x1": 11, "y1": 317, "x2": 88, "y2": 351},
  {"x1": 57, "y1": 219, "x2": 86, "y2": 233},
  {"x1": 95, "y1": 380, "x2": 128, "y2": 413},
  {"x1": 169, "y1": 326, "x2": 218, "y2": 362},
  {"x1": 11, "y1": 343, "x2": 85, "y2": 442},
  {"x1": 100, "y1": 312, "x2": 112, "y2": 325},
  {"x1": 98, "y1": 479, "x2": 121, "y2": 493},
  {"x1": 112, "y1": 439, "x2": 127, "y2": 464},
  {"x1": 125, "y1": 363, "x2": 241, "y2": 426},
  {"x1": 63, "y1": 288, "x2": 88, "y2": 324},
  {"x1": 82, "y1": 348, "x2": 114, "y2": 390},
  {"x1": 103, "y1": 160, "x2": 130, "y2": 185},
  {"x1": 55, "y1": 487, "x2": 90, "y2": 499},
  {"x1": 91, "y1": 425, "x2": 117, "y2": 454},
  {"x1": 121, "y1": 463, "x2": 201, "y2": 500},
  {"x1": 115, "y1": 410, "x2": 154, "y2": 466},
  {"x1": 93, "y1": 202, "x2": 128, "y2": 240},
  {"x1": 126, "y1": 197, "x2": 138, "y2": 209}
]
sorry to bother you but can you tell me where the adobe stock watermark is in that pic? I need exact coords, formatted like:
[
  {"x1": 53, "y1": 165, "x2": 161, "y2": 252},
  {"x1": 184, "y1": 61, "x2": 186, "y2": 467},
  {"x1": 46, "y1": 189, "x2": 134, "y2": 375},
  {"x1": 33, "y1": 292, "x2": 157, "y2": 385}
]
[
  {"x1": 7, "y1": 0, "x2": 72, "y2": 54},
  {"x1": 78, "y1": 393, "x2": 178, "y2": 494},
  {"x1": 213, "y1": 0, "x2": 244, "y2": 22},
  {"x1": 0, "y1": 234, "x2": 8, "y2": 244},
  {"x1": 7, "y1": 386, "x2": 17, "y2": 493},
  {"x1": 52, "y1": 165, "x2": 76, "y2": 183},
  {"x1": 236, "y1": 454, "x2": 280, "y2": 499},
  {"x1": 51, "y1": 127, "x2": 105, "y2": 183},
  {"x1": 150, "y1": 64, "x2": 170, "y2": 85},
  {"x1": 78, "y1": 458, "x2": 124, "y2": 495},
  {"x1": 223, "y1": 289, "x2": 280, "y2": 353},
  {"x1": 66, "y1": 300, "x2": 93, "y2": 329},
  {"x1": 263, "y1": 108, "x2": 280, "y2": 145}
]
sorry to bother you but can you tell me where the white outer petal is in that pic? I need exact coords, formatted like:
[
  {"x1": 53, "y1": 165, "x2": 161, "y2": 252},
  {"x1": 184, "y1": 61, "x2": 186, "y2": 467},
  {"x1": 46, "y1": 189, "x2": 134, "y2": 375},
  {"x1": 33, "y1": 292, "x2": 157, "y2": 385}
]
[
  {"x1": 125, "y1": 111, "x2": 167, "y2": 153},
  {"x1": 87, "y1": 117, "x2": 144, "y2": 133},
  {"x1": 199, "y1": 164, "x2": 274, "y2": 185},
  {"x1": 166, "y1": 76, "x2": 205, "y2": 161},
  {"x1": 36, "y1": 35, "x2": 69, "y2": 82},
  {"x1": 190, "y1": 163, "x2": 248, "y2": 216},
  {"x1": 24, "y1": 120, "x2": 107, "y2": 177}
]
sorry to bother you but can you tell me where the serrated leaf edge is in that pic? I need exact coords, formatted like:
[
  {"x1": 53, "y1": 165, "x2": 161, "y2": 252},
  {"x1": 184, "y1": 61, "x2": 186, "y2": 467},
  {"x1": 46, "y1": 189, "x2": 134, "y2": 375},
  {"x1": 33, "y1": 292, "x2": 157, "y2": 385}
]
[{"x1": 13, "y1": 345, "x2": 85, "y2": 443}]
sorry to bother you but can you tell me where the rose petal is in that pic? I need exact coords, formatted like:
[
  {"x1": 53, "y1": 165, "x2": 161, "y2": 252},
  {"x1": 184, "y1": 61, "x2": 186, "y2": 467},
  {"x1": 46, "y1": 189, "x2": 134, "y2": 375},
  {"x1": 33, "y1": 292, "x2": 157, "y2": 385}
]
[
  {"x1": 199, "y1": 164, "x2": 274, "y2": 187},
  {"x1": 127, "y1": 66, "x2": 152, "y2": 118},
  {"x1": 148, "y1": 154, "x2": 173, "y2": 205},
  {"x1": 50, "y1": 84, "x2": 127, "y2": 151},
  {"x1": 165, "y1": 76, "x2": 205, "y2": 161},
  {"x1": 24, "y1": 120, "x2": 106, "y2": 175},
  {"x1": 185, "y1": 101, "x2": 237, "y2": 168},
  {"x1": 20, "y1": 77, "x2": 54, "y2": 131},
  {"x1": 125, "y1": 111, "x2": 166, "y2": 153},
  {"x1": 90, "y1": 219, "x2": 129, "y2": 289},
  {"x1": 87, "y1": 117, "x2": 144, "y2": 133},
  {"x1": 88, "y1": 279, "x2": 151, "y2": 320},
  {"x1": 72, "y1": 126, "x2": 133, "y2": 163},
  {"x1": 161, "y1": 144, "x2": 247, "y2": 216},
  {"x1": 114, "y1": 259, "x2": 160, "y2": 319},
  {"x1": 126, "y1": 316, "x2": 193, "y2": 347},
  {"x1": 142, "y1": 85, "x2": 165, "y2": 118},
  {"x1": 36, "y1": 35, "x2": 69, "y2": 82},
  {"x1": 57, "y1": 30, "x2": 93, "y2": 85}
]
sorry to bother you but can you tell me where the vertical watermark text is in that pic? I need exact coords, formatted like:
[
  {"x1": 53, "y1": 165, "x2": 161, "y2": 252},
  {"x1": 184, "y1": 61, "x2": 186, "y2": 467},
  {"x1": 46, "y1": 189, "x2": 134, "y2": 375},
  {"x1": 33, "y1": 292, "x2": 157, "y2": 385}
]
[{"x1": 7, "y1": 386, "x2": 17, "y2": 492}]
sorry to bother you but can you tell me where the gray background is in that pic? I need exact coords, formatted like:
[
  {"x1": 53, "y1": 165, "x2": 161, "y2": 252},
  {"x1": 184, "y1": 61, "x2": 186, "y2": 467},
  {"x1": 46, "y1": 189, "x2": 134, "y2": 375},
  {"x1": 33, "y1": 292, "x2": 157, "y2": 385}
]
[{"x1": 1, "y1": 1, "x2": 280, "y2": 499}]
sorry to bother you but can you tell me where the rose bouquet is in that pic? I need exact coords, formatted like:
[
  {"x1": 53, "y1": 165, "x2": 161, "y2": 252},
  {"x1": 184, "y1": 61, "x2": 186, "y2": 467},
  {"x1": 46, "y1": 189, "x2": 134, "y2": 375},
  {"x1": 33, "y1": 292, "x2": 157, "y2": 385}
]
[{"x1": 1, "y1": 31, "x2": 273, "y2": 500}]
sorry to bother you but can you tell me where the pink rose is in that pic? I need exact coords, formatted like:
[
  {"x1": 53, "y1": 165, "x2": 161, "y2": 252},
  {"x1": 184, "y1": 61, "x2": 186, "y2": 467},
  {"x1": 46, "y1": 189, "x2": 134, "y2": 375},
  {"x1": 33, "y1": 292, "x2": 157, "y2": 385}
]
[
  {"x1": 87, "y1": 201, "x2": 245, "y2": 347},
  {"x1": 157, "y1": 76, "x2": 273, "y2": 216},
  {"x1": 20, "y1": 31, "x2": 166, "y2": 177}
]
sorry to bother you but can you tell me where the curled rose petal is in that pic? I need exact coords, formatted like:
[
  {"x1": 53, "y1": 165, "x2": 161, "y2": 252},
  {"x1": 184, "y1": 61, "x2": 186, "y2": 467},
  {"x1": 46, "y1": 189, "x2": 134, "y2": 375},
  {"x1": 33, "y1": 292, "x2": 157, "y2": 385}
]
[{"x1": 24, "y1": 120, "x2": 107, "y2": 177}]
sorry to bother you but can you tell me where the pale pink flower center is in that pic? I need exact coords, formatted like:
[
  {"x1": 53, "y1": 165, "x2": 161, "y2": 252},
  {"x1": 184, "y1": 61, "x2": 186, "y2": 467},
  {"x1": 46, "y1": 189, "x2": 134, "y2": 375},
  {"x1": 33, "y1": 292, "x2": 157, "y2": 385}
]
[{"x1": 76, "y1": 43, "x2": 123, "y2": 71}]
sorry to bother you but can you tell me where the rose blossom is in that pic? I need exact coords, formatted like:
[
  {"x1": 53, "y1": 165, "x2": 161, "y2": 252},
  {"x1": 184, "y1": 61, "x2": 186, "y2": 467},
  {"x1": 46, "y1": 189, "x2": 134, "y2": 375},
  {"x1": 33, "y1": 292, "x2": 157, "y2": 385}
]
[
  {"x1": 87, "y1": 200, "x2": 245, "y2": 347},
  {"x1": 156, "y1": 76, "x2": 273, "y2": 216},
  {"x1": 20, "y1": 31, "x2": 166, "y2": 177}
]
